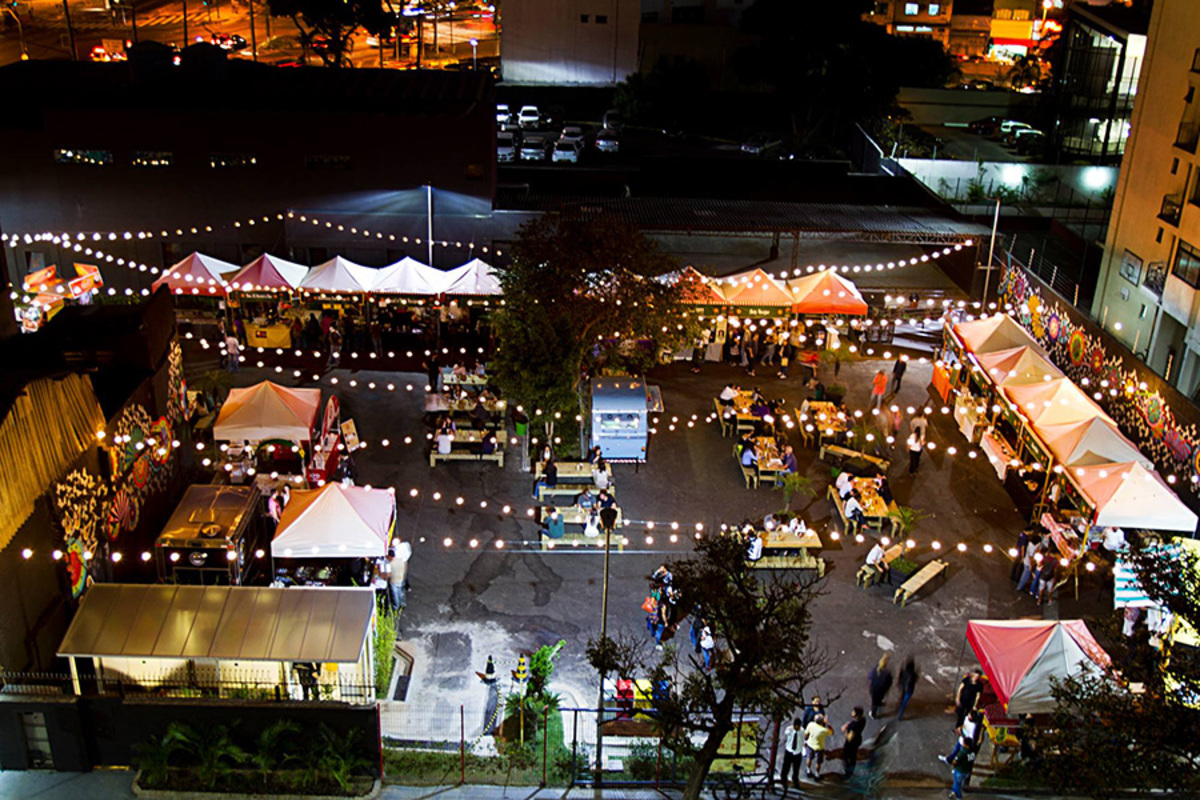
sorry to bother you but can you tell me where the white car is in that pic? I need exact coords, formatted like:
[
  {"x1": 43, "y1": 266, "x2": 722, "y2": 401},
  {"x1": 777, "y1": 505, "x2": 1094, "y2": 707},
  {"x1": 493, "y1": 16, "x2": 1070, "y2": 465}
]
[
  {"x1": 497, "y1": 131, "x2": 517, "y2": 163},
  {"x1": 551, "y1": 140, "x2": 581, "y2": 163},
  {"x1": 997, "y1": 120, "x2": 1032, "y2": 139},
  {"x1": 595, "y1": 128, "x2": 620, "y2": 153},
  {"x1": 559, "y1": 126, "x2": 585, "y2": 146},
  {"x1": 518, "y1": 105, "x2": 540, "y2": 127},
  {"x1": 496, "y1": 103, "x2": 511, "y2": 125},
  {"x1": 520, "y1": 134, "x2": 548, "y2": 161}
]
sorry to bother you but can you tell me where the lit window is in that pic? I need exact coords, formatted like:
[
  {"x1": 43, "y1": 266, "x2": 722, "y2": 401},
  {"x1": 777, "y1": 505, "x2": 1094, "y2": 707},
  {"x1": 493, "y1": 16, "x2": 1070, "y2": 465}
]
[
  {"x1": 929, "y1": 3, "x2": 940, "y2": 14},
  {"x1": 905, "y1": 2, "x2": 918, "y2": 13},
  {"x1": 210, "y1": 153, "x2": 257, "y2": 168},
  {"x1": 132, "y1": 151, "x2": 173, "y2": 167},
  {"x1": 1171, "y1": 240, "x2": 1200, "y2": 288},
  {"x1": 995, "y1": 8, "x2": 1013, "y2": 19},
  {"x1": 53, "y1": 149, "x2": 112, "y2": 166}
]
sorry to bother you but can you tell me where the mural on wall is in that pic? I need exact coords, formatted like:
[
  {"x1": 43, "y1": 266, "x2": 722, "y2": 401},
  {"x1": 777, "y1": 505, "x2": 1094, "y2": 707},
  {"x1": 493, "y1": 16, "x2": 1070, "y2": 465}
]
[
  {"x1": 1000, "y1": 264, "x2": 1200, "y2": 497},
  {"x1": 168, "y1": 340, "x2": 186, "y2": 424},
  {"x1": 52, "y1": 468, "x2": 104, "y2": 598}
]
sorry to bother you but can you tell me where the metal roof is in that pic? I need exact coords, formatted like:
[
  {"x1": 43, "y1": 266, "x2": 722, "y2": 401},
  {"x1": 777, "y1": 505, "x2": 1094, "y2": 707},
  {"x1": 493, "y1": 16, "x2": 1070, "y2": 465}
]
[
  {"x1": 59, "y1": 584, "x2": 374, "y2": 663},
  {"x1": 155, "y1": 485, "x2": 259, "y2": 547}
]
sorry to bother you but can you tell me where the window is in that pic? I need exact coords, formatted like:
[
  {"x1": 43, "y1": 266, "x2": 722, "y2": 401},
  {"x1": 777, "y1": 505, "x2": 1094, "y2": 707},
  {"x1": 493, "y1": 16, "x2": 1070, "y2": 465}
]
[
  {"x1": 595, "y1": 14, "x2": 608, "y2": 23},
  {"x1": 905, "y1": 2, "x2": 918, "y2": 14},
  {"x1": 54, "y1": 148, "x2": 112, "y2": 165},
  {"x1": 1013, "y1": 9, "x2": 1030, "y2": 19},
  {"x1": 132, "y1": 151, "x2": 172, "y2": 167},
  {"x1": 928, "y1": 3, "x2": 940, "y2": 14},
  {"x1": 995, "y1": 8, "x2": 1013, "y2": 19},
  {"x1": 580, "y1": 14, "x2": 588, "y2": 22},
  {"x1": 209, "y1": 153, "x2": 257, "y2": 168},
  {"x1": 1157, "y1": 228, "x2": 1165, "y2": 244},
  {"x1": 305, "y1": 154, "x2": 351, "y2": 170},
  {"x1": 1173, "y1": 157, "x2": 1180, "y2": 175},
  {"x1": 1171, "y1": 239, "x2": 1200, "y2": 288}
]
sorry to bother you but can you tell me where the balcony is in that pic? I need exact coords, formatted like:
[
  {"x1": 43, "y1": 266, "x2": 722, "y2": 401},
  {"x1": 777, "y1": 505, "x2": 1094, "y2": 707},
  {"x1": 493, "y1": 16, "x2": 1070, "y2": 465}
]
[
  {"x1": 1160, "y1": 193, "x2": 1183, "y2": 227},
  {"x1": 1176, "y1": 120, "x2": 1199, "y2": 154},
  {"x1": 1192, "y1": 47, "x2": 1200, "y2": 74}
]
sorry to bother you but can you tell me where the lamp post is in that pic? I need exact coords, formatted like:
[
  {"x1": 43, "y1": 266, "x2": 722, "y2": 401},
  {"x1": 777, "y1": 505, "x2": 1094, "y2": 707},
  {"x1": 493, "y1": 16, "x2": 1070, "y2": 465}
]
[
  {"x1": 425, "y1": 184, "x2": 434, "y2": 267},
  {"x1": 3, "y1": 8, "x2": 27, "y2": 60},
  {"x1": 469, "y1": 36, "x2": 477, "y2": 69}
]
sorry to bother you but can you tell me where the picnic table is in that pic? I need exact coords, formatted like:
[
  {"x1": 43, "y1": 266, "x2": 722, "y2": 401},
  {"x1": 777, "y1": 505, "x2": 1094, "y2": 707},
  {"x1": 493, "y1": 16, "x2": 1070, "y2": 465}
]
[
  {"x1": 447, "y1": 396, "x2": 506, "y2": 416},
  {"x1": 534, "y1": 461, "x2": 612, "y2": 483},
  {"x1": 539, "y1": 507, "x2": 625, "y2": 550},
  {"x1": 753, "y1": 437, "x2": 789, "y2": 486},
  {"x1": 893, "y1": 558, "x2": 949, "y2": 606},
  {"x1": 440, "y1": 367, "x2": 488, "y2": 390},
  {"x1": 429, "y1": 428, "x2": 505, "y2": 467},
  {"x1": 852, "y1": 477, "x2": 898, "y2": 530},
  {"x1": 753, "y1": 526, "x2": 825, "y2": 575},
  {"x1": 797, "y1": 401, "x2": 847, "y2": 446}
]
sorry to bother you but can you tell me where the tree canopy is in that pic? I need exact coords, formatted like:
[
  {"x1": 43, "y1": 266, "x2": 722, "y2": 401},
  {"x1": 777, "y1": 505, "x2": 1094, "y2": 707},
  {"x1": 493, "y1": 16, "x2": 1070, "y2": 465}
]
[
  {"x1": 588, "y1": 532, "x2": 829, "y2": 800},
  {"x1": 268, "y1": 0, "x2": 392, "y2": 67}
]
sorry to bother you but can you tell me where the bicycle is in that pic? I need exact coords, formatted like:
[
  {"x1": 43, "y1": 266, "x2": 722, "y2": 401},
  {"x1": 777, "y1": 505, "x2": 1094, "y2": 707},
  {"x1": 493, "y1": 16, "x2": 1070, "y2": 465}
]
[{"x1": 710, "y1": 761, "x2": 786, "y2": 800}]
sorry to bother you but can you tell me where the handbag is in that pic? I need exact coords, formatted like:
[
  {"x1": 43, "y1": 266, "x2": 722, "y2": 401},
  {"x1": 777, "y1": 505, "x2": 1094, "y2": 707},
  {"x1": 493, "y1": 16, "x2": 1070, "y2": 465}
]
[{"x1": 641, "y1": 595, "x2": 658, "y2": 614}]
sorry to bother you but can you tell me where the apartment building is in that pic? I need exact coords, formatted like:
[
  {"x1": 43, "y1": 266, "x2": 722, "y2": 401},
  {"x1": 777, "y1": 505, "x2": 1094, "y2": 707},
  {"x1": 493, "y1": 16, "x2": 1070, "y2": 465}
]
[
  {"x1": 501, "y1": 0, "x2": 640, "y2": 84},
  {"x1": 1092, "y1": 0, "x2": 1200, "y2": 397},
  {"x1": 864, "y1": 1, "x2": 955, "y2": 48}
]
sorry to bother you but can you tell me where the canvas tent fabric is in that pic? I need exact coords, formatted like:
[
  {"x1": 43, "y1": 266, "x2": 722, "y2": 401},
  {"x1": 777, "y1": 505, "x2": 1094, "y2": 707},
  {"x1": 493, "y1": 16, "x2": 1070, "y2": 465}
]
[
  {"x1": 58, "y1": 584, "x2": 374, "y2": 663},
  {"x1": 299, "y1": 256, "x2": 377, "y2": 293},
  {"x1": 1070, "y1": 462, "x2": 1199, "y2": 532},
  {"x1": 152, "y1": 252, "x2": 239, "y2": 295},
  {"x1": 441, "y1": 258, "x2": 503, "y2": 296},
  {"x1": 1004, "y1": 378, "x2": 1106, "y2": 427},
  {"x1": 975, "y1": 346, "x2": 1063, "y2": 387},
  {"x1": 788, "y1": 270, "x2": 868, "y2": 316},
  {"x1": 674, "y1": 266, "x2": 728, "y2": 306},
  {"x1": 966, "y1": 619, "x2": 1111, "y2": 714},
  {"x1": 213, "y1": 381, "x2": 321, "y2": 443},
  {"x1": 719, "y1": 269, "x2": 794, "y2": 308},
  {"x1": 272, "y1": 483, "x2": 395, "y2": 559},
  {"x1": 373, "y1": 256, "x2": 447, "y2": 295},
  {"x1": 1037, "y1": 417, "x2": 1152, "y2": 468},
  {"x1": 954, "y1": 314, "x2": 1044, "y2": 356},
  {"x1": 228, "y1": 254, "x2": 309, "y2": 291}
]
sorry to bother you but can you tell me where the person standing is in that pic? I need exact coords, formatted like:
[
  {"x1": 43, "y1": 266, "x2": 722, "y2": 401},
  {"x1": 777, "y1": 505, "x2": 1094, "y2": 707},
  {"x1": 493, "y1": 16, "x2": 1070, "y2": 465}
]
[
  {"x1": 897, "y1": 656, "x2": 918, "y2": 720},
  {"x1": 890, "y1": 356, "x2": 907, "y2": 394},
  {"x1": 870, "y1": 370, "x2": 888, "y2": 411},
  {"x1": 949, "y1": 740, "x2": 978, "y2": 800},
  {"x1": 699, "y1": 623, "x2": 715, "y2": 671},
  {"x1": 954, "y1": 670, "x2": 985, "y2": 729},
  {"x1": 1011, "y1": 528, "x2": 1031, "y2": 582},
  {"x1": 1017, "y1": 539, "x2": 1043, "y2": 596},
  {"x1": 224, "y1": 333, "x2": 241, "y2": 373},
  {"x1": 384, "y1": 541, "x2": 411, "y2": 613},
  {"x1": 691, "y1": 332, "x2": 707, "y2": 374},
  {"x1": 779, "y1": 717, "x2": 804, "y2": 791},
  {"x1": 803, "y1": 714, "x2": 833, "y2": 780},
  {"x1": 907, "y1": 433, "x2": 924, "y2": 476},
  {"x1": 909, "y1": 409, "x2": 928, "y2": 444},
  {"x1": 1036, "y1": 557, "x2": 1058, "y2": 606},
  {"x1": 841, "y1": 707, "x2": 866, "y2": 776},
  {"x1": 868, "y1": 654, "x2": 894, "y2": 719}
]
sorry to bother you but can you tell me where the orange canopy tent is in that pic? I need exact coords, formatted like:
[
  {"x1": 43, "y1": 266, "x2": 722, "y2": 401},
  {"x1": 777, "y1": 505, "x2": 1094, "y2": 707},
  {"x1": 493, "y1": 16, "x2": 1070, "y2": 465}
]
[
  {"x1": 675, "y1": 267, "x2": 728, "y2": 307},
  {"x1": 719, "y1": 269, "x2": 794, "y2": 308},
  {"x1": 788, "y1": 270, "x2": 868, "y2": 316}
]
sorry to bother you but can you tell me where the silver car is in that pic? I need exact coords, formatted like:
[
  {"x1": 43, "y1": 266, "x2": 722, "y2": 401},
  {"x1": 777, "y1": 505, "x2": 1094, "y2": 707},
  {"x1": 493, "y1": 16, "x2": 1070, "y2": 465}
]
[
  {"x1": 595, "y1": 128, "x2": 620, "y2": 153},
  {"x1": 497, "y1": 131, "x2": 517, "y2": 163},
  {"x1": 520, "y1": 134, "x2": 548, "y2": 161},
  {"x1": 552, "y1": 140, "x2": 581, "y2": 163}
]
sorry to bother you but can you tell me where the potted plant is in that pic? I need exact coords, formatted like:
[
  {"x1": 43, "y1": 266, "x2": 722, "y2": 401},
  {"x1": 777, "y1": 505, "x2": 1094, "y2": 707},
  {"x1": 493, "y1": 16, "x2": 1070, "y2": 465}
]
[
  {"x1": 887, "y1": 506, "x2": 931, "y2": 581},
  {"x1": 776, "y1": 473, "x2": 817, "y2": 515}
]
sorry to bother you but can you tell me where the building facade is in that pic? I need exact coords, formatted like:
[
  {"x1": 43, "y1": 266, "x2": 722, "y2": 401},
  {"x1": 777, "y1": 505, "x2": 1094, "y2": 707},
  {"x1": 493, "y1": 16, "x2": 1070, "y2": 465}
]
[
  {"x1": 501, "y1": 0, "x2": 640, "y2": 84},
  {"x1": 864, "y1": 0, "x2": 955, "y2": 48},
  {"x1": 1092, "y1": 0, "x2": 1200, "y2": 397}
]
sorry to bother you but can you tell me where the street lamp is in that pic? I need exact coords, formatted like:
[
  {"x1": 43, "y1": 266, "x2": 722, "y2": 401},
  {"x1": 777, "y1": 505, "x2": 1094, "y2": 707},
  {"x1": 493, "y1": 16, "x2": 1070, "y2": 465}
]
[
  {"x1": 2, "y1": 8, "x2": 27, "y2": 60},
  {"x1": 469, "y1": 37, "x2": 477, "y2": 70}
]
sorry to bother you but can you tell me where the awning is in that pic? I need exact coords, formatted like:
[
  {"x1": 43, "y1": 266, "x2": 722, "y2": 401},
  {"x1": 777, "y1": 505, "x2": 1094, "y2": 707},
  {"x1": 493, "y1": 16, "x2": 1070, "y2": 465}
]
[
  {"x1": 272, "y1": 483, "x2": 396, "y2": 559},
  {"x1": 788, "y1": 270, "x2": 868, "y2": 316},
  {"x1": 58, "y1": 584, "x2": 375, "y2": 663},
  {"x1": 213, "y1": 381, "x2": 321, "y2": 443}
]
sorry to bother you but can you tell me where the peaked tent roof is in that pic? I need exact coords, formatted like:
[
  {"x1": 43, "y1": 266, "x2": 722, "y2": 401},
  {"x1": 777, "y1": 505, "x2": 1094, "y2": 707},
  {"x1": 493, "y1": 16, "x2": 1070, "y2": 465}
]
[
  {"x1": 1070, "y1": 461, "x2": 1198, "y2": 532},
  {"x1": 976, "y1": 346, "x2": 1063, "y2": 387},
  {"x1": 152, "y1": 252, "x2": 239, "y2": 295},
  {"x1": 1004, "y1": 378, "x2": 1106, "y2": 427},
  {"x1": 373, "y1": 256, "x2": 447, "y2": 295},
  {"x1": 441, "y1": 258, "x2": 503, "y2": 296},
  {"x1": 788, "y1": 270, "x2": 868, "y2": 316},
  {"x1": 674, "y1": 266, "x2": 728, "y2": 306},
  {"x1": 954, "y1": 314, "x2": 1042, "y2": 355},
  {"x1": 213, "y1": 380, "x2": 321, "y2": 443},
  {"x1": 1037, "y1": 417, "x2": 1151, "y2": 468},
  {"x1": 272, "y1": 483, "x2": 395, "y2": 558},
  {"x1": 228, "y1": 254, "x2": 310, "y2": 291},
  {"x1": 719, "y1": 268, "x2": 795, "y2": 308},
  {"x1": 966, "y1": 620, "x2": 1111, "y2": 714},
  {"x1": 299, "y1": 256, "x2": 376, "y2": 293}
]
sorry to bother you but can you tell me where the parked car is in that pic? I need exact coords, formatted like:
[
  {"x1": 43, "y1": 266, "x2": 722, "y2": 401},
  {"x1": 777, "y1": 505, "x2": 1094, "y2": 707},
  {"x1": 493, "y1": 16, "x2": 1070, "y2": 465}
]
[
  {"x1": 741, "y1": 132, "x2": 782, "y2": 155},
  {"x1": 997, "y1": 120, "x2": 1033, "y2": 140},
  {"x1": 496, "y1": 103, "x2": 511, "y2": 125},
  {"x1": 1003, "y1": 123, "x2": 1036, "y2": 144},
  {"x1": 520, "y1": 134, "x2": 549, "y2": 161},
  {"x1": 211, "y1": 33, "x2": 248, "y2": 51},
  {"x1": 559, "y1": 125, "x2": 585, "y2": 146},
  {"x1": 603, "y1": 108, "x2": 624, "y2": 131},
  {"x1": 518, "y1": 105, "x2": 541, "y2": 127},
  {"x1": 595, "y1": 128, "x2": 620, "y2": 154},
  {"x1": 497, "y1": 131, "x2": 518, "y2": 163},
  {"x1": 551, "y1": 140, "x2": 582, "y2": 163},
  {"x1": 1015, "y1": 130, "x2": 1047, "y2": 155},
  {"x1": 968, "y1": 115, "x2": 1005, "y2": 136}
]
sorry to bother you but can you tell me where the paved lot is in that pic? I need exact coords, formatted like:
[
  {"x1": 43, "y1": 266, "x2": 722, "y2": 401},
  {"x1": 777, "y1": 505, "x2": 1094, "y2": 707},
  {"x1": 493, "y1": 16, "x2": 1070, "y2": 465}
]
[{"x1": 197, "y1": 347, "x2": 1111, "y2": 788}]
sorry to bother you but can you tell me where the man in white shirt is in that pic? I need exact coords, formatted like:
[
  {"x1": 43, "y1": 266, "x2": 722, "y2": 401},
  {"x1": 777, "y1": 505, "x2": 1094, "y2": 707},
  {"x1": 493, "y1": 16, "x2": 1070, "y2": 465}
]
[
  {"x1": 865, "y1": 541, "x2": 889, "y2": 584},
  {"x1": 718, "y1": 384, "x2": 739, "y2": 406},
  {"x1": 384, "y1": 540, "x2": 411, "y2": 611},
  {"x1": 436, "y1": 431, "x2": 454, "y2": 455},
  {"x1": 835, "y1": 470, "x2": 854, "y2": 499},
  {"x1": 779, "y1": 717, "x2": 804, "y2": 790},
  {"x1": 844, "y1": 492, "x2": 866, "y2": 526}
]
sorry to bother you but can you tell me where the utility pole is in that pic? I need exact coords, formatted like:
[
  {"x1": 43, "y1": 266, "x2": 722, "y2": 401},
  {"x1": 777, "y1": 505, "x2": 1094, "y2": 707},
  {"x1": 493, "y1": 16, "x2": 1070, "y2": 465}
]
[
  {"x1": 248, "y1": 0, "x2": 256, "y2": 60},
  {"x1": 425, "y1": 184, "x2": 434, "y2": 267},
  {"x1": 594, "y1": 511, "x2": 616, "y2": 789},
  {"x1": 981, "y1": 198, "x2": 1002, "y2": 305},
  {"x1": 61, "y1": 0, "x2": 77, "y2": 59}
]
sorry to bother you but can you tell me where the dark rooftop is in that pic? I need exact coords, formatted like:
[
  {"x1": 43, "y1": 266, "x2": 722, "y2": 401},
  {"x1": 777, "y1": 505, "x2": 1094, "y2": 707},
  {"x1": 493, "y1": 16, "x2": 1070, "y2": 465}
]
[{"x1": 1071, "y1": 1, "x2": 1152, "y2": 37}]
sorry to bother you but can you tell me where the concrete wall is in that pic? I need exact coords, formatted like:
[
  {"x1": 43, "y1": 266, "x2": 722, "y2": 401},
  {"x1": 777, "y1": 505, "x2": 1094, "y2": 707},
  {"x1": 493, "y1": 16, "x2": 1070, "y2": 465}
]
[
  {"x1": 897, "y1": 86, "x2": 1039, "y2": 125},
  {"x1": 898, "y1": 158, "x2": 1119, "y2": 204},
  {"x1": 503, "y1": 0, "x2": 640, "y2": 85}
]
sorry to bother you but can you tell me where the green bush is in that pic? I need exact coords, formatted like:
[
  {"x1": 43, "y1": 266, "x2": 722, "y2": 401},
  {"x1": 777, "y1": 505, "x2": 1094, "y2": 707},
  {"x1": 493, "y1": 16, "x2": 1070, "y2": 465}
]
[{"x1": 375, "y1": 599, "x2": 399, "y2": 699}]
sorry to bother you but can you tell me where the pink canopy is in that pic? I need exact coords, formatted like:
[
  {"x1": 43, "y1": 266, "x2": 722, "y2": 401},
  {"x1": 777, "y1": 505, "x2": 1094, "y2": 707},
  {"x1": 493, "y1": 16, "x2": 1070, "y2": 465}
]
[
  {"x1": 720, "y1": 269, "x2": 794, "y2": 308},
  {"x1": 228, "y1": 254, "x2": 309, "y2": 291},
  {"x1": 152, "y1": 252, "x2": 239, "y2": 296},
  {"x1": 789, "y1": 270, "x2": 868, "y2": 316},
  {"x1": 953, "y1": 314, "x2": 1043, "y2": 355},
  {"x1": 966, "y1": 620, "x2": 1111, "y2": 714},
  {"x1": 975, "y1": 346, "x2": 1063, "y2": 387},
  {"x1": 1004, "y1": 378, "x2": 1106, "y2": 427},
  {"x1": 1069, "y1": 462, "x2": 1198, "y2": 532}
]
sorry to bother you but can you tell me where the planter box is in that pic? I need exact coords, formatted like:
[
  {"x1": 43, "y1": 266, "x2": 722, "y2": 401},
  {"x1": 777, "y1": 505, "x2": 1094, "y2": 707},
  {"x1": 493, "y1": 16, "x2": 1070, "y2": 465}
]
[{"x1": 132, "y1": 771, "x2": 381, "y2": 800}]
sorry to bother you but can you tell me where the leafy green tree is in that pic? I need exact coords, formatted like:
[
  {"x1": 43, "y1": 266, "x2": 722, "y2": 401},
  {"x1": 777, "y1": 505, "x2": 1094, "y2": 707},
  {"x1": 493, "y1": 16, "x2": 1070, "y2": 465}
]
[
  {"x1": 268, "y1": 0, "x2": 391, "y2": 67},
  {"x1": 588, "y1": 533, "x2": 829, "y2": 800},
  {"x1": 1005, "y1": 54, "x2": 1043, "y2": 90},
  {"x1": 491, "y1": 217, "x2": 694, "y2": 431}
]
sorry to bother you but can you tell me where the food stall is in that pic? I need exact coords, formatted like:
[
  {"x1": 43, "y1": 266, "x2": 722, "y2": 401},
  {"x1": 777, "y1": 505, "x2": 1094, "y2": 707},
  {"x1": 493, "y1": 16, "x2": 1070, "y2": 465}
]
[
  {"x1": 154, "y1": 485, "x2": 268, "y2": 585},
  {"x1": 788, "y1": 269, "x2": 869, "y2": 317},
  {"x1": 307, "y1": 396, "x2": 343, "y2": 485},
  {"x1": 590, "y1": 376, "x2": 653, "y2": 463},
  {"x1": 212, "y1": 380, "x2": 328, "y2": 483},
  {"x1": 271, "y1": 484, "x2": 396, "y2": 585},
  {"x1": 227, "y1": 255, "x2": 310, "y2": 348},
  {"x1": 151, "y1": 252, "x2": 239, "y2": 297},
  {"x1": 58, "y1": 584, "x2": 378, "y2": 703}
]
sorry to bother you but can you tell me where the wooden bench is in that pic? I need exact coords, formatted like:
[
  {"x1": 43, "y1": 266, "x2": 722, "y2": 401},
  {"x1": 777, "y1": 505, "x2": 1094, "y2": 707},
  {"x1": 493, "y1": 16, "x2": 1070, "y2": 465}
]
[
  {"x1": 856, "y1": 544, "x2": 905, "y2": 588},
  {"x1": 893, "y1": 559, "x2": 949, "y2": 607},
  {"x1": 534, "y1": 461, "x2": 612, "y2": 483},
  {"x1": 536, "y1": 483, "x2": 615, "y2": 504},
  {"x1": 540, "y1": 529, "x2": 626, "y2": 552},
  {"x1": 740, "y1": 461, "x2": 759, "y2": 489},
  {"x1": 430, "y1": 449, "x2": 505, "y2": 467},
  {"x1": 820, "y1": 443, "x2": 890, "y2": 473},
  {"x1": 714, "y1": 398, "x2": 732, "y2": 437},
  {"x1": 827, "y1": 485, "x2": 859, "y2": 535},
  {"x1": 753, "y1": 553, "x2": 825, "y2": 576}
]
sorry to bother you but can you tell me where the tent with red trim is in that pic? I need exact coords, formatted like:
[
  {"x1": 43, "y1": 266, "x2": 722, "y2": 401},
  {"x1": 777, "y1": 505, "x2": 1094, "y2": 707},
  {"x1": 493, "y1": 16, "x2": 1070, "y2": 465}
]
[
  {"x1": 719, "y1": 268, "x2": 794, "y2": 309},
  {"x1": 788, "y1": 270, "x2": 868, "y2": 316},
  {"x1": 966, "y1": 620, "x2": 1111, "y2": 714},
  {"x1": 152, "y1": 252, "x2": 239, "y2": 295},
  {"x1": 227, "y1": 254, "x2": 309, "y2": 292},
  {"x1": 674, "y1": 267, "x2": 727, "y2": 308}
]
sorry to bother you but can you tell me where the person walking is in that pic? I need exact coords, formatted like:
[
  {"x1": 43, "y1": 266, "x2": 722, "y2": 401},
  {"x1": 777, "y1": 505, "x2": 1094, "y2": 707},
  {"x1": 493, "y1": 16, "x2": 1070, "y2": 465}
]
[
  {"x1": 1011, "y1": 528, "x2": 1031, "y2": 582},
  {"x1": 803, "y1": 714, "x2": 833, "y2": 780},
  {"x1": 907, "y1": 433, "x2": 924, "y2": 476},
  {"x1": 909, "y1": 408, "x2": 928, "y2": 444},
  {"x1": 779, "y1": 717, "x2": 804, "y2": 791},
  {"x1": 890, "y1": 356, "x2": 907, "y2": 394},
  {"x1": 949, "y1": 740, "x2": 978, "y2": 799},
  {"x1": 870, "y1": 370, "x2": 888, "y2": 411},
  {"x1": 897, "y1": 656, "x2": 919, "y2": 720},
  {"x1": 224, "y1": 333, "x2": 241, "y2": 373},
  {"x1": 841, "y1": 707, "x2": 866, "y2": 777},
  {"x1": 868, "y1": 654, "x2": 893, "y2": 719}
]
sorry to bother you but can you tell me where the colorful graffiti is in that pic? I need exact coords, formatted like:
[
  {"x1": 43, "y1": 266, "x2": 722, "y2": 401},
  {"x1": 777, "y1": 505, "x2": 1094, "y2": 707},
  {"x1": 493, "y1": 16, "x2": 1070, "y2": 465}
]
[
  {"x1": 52, "y1": 468, "x2": 104, "y2": 598},
  {"x1": 1000, "y1": 264, "x2": 1200, "y2": 493}
]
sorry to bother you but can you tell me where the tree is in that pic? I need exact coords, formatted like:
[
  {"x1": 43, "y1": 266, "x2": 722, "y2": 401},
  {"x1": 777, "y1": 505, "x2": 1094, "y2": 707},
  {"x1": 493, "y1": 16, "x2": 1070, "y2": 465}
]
[
  {"x1": 268, "y1": 0, "x2": 391, "y2": 67},
  {"x1": 490, "y1": 216, "x2": 695, "y2": 445},
  {"x1": 587, "y1": 533, "x2": 829, "y2": 800},
  {"x1": 613, "y1": 57, "x2": 711, "y2": 130},
  {"x1": 1038, "y1": 539, "x2": 1200, "y2": 797},
  {"x1": 776, "y1": 473, "x2": 816, "y2": 514},
  {"x1": 1005, "y1": 54, "x2": 1042, "y2": 90}
]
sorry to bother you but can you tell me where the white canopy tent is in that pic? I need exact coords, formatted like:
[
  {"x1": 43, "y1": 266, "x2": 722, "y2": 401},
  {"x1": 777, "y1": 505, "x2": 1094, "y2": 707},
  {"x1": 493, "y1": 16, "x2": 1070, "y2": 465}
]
[
  {"x1": 1037, "y1": 417, "x2": 1152, "y2": 469},
  {"x1": 372, "y1": 256, "x2": 447, "y2": 295},
  {"x1": 975, "y1": 346, "x2": 1064, "y2": 387},
  {"x1": 299, "y1": 256, "x2": 377, "y2": 293},
  {"x1": 213, "y1": 381, "x2": 322, "y2": 443},
  {"x1": 1071, "y1": 461, "x2": 1199, "y2": 533},
  {"x1": 228, "y1": 254, "x2": 309, "y2": 291},
  {"x1": 954, "y1": 314, "x2": 1046, "y2": 356},
  {"x1": 1004, "y1": 378, "x2": 1107, "y2": 427},
  {"x1": 152, "y1": 252, "x2": 240, "y2": 295},
  {"x1": 272, "y1": 484, "x2": 396, "y2": 559},
  {"x1": 441, "y1": 258, "x2": 503, "y2": 296}
]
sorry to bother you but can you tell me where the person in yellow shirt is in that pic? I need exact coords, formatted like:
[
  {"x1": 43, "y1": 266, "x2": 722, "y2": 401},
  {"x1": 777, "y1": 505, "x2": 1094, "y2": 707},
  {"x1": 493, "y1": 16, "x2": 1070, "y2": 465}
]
[{"x1": 803, "y1": 714, "x2": 833, "y2": 780}]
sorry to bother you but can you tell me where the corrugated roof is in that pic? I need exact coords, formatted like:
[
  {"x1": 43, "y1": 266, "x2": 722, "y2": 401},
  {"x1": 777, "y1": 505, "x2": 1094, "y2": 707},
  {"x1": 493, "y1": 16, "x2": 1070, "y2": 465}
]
[{"x1": 59, "y1": 584, "x2": 374, "y2": 663}]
